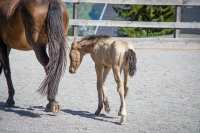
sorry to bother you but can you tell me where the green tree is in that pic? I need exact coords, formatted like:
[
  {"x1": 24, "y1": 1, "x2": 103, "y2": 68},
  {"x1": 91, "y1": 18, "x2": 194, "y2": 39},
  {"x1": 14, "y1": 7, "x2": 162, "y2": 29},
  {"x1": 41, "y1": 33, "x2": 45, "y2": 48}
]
[{"x1": 113, "y1": 5, "x2": 176, "y2": 37}]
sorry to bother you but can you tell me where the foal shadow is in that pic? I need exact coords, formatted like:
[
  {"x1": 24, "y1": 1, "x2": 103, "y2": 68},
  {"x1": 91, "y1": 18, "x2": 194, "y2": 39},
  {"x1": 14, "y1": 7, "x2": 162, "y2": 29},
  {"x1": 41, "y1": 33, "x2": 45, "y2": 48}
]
[
  {"x1": 62, "y1": 109, "x2": 120, "y2": 125},
  {"x1": 0, "y1": 102, "x2": 55, "y2": 118}
]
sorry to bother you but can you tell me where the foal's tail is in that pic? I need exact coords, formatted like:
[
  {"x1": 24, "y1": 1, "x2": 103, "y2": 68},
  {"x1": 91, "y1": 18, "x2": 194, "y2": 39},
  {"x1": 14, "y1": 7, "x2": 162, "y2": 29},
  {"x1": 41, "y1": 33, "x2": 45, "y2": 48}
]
[
  {"x1": 38, "y1": 0, "x2": 67, "y2": 98},
  {"x1": 126, "y1": 49, "x2": 137, "y2": 77}
]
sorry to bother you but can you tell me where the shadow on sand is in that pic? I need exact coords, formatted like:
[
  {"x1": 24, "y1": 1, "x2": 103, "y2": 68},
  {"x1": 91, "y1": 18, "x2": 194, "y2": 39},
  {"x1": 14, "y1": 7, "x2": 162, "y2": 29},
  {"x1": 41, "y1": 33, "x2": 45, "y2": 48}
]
[
  {"x1": 62, "y1": 108, "x2": 120, "y2": 125},
  {"x1": 0, "y1": 101, "x2": 121, "y2": 125},
  {"x1": 0, "y1": 102, "x2": 55, "y2": 118}
]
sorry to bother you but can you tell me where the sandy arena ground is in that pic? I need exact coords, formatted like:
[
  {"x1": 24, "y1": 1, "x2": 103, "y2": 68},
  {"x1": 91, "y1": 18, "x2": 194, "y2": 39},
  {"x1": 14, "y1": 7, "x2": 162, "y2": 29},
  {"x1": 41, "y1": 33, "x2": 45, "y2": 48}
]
[{"x1": 0, "y1": 49, "x2": 200, "y2": 133}]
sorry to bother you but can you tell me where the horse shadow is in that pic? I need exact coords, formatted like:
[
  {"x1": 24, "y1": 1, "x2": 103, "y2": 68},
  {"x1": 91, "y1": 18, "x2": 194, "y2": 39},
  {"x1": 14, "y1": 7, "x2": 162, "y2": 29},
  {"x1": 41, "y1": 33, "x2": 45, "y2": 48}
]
[
  {"x1": 0, "y1": 102, "x2": 120, "y2": 125},
  {"x1": 0, "y1": 101, "x2": 55, "y2": 118},
  {"x1": 62, "y1": 108, "x2": 120, "y2": 125}
]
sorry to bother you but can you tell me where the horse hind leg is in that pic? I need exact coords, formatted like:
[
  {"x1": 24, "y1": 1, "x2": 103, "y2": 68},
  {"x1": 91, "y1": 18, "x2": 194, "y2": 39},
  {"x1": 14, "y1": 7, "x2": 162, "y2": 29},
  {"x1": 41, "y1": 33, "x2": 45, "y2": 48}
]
[
  {"x1": 33, "y1": 46, "x2": 49, "y2": 73},
  {"x1": 0, "y1": 41, "x2": 15, "y2": 106},
  {"x1": 21, "y1": 6, "x2": 60, "y2": 112},
  {"x1": 33, "y1": 46, "x2": 60, "y2": 112}
]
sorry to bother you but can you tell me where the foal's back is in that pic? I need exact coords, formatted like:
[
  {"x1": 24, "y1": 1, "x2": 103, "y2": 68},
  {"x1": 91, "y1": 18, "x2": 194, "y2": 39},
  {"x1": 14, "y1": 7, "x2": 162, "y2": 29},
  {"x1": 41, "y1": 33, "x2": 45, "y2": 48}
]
[{"x1": 91, "y1": 37, "x2": 135, "y2": 67}]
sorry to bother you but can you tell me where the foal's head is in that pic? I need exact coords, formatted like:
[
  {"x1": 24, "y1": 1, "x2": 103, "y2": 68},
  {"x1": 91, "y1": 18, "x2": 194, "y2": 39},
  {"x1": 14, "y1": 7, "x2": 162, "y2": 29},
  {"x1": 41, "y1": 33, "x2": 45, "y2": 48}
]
[{"x1": 69, "y1": 39, "x2": 83, "y2": 73}]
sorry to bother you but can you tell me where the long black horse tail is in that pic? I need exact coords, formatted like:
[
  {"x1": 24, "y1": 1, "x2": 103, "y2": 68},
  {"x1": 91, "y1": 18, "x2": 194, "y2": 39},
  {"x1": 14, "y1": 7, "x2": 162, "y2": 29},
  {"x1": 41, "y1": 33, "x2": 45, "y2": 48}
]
[
  {"x1": 126, "y1": 49, "x2": 137, "y2": 77},
  {"x1": 38, "y1": 0, "x2": 67, "y2": 98}
]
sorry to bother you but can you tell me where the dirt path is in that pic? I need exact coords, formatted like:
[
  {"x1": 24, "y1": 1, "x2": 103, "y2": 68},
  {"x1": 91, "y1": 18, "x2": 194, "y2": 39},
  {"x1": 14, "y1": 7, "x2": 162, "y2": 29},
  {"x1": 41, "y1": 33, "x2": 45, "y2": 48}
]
[{"x1": 0, "y1": 49, "x2": 200, "y2": 133}]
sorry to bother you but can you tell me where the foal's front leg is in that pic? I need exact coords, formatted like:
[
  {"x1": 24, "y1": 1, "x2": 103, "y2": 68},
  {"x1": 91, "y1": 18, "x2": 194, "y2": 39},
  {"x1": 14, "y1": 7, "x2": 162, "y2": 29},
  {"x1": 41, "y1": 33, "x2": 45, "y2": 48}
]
[
  {"x1": 94, "y1": 65, "x2": 104, "y2": 116},
  {"x1": 102, "y1": 67, "x2": 111, "y2": 113}
]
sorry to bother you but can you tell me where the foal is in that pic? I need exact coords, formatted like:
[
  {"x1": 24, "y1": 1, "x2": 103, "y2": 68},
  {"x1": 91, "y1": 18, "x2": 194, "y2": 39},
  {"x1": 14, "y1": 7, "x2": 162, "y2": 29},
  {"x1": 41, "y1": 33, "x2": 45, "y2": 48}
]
[{"x1": 69, "y1": 35, "x2": 137, "y2": 124}]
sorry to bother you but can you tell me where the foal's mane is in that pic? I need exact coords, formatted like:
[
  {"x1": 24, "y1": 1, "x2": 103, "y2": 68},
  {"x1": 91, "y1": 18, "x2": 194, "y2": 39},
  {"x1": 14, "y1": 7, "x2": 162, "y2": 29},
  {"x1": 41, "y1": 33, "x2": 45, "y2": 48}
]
[
  {"x1": 78, "y1": 35, "x2": 111, "y2": 47},
  {"x1": 80, "y1": 35, "x2": 111, "y2": 42}
]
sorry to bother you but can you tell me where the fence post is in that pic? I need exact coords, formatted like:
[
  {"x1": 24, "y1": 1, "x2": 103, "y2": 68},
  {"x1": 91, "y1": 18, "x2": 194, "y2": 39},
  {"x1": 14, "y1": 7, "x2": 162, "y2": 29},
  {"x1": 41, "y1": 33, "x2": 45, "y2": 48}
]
[
  {"x1": 174, "y1": 5, "x2": 181, "y2": 38},
  {"x1": 73, "y1": 2, "x2": 78, "y2": 37}
]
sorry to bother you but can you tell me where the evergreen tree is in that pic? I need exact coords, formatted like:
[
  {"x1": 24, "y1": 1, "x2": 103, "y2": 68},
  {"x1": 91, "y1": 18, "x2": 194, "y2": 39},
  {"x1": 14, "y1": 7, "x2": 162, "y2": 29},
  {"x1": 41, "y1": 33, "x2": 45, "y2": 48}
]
[{"x1": 113, "y1": 5, "x2": 176, "y2": 37}]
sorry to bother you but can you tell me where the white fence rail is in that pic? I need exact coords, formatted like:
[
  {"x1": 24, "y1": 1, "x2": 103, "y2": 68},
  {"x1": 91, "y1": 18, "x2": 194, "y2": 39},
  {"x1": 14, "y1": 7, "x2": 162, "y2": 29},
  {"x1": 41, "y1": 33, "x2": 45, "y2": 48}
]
[{"x1": 69, "y1": 19, "x2": 200, "y2": 29}]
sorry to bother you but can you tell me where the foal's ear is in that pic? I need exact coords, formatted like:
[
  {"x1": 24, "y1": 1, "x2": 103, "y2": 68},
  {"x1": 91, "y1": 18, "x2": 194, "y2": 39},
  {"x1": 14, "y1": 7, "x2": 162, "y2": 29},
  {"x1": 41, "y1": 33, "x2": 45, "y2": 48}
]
[
  {"x1": 73, "y1": 37, "x2": 78, "y2": 42},
  {"x1": 71, "y1": 42, "x2": 77, "y2": 49},
  {"x1": 71, "y1": 38, "x2": 81, "y2": 49}
]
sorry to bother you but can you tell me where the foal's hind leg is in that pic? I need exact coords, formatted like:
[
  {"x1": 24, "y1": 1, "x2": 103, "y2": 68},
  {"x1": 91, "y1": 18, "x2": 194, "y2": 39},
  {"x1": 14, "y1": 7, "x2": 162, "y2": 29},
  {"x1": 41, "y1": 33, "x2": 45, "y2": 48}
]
[
  {"x1": 113, "y1": 65, "x2": 127, "y2": 124},
  {"x1": 124, "y1": 65, "x2": 129, "y2": 98},
  {"x1": 0, "y1": 41, "x2": 15, "y2": 106}
]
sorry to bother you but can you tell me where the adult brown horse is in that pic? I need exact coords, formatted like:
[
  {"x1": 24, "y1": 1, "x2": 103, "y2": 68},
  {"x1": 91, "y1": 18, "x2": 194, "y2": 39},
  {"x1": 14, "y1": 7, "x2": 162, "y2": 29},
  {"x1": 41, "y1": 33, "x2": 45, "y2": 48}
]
[{"x1": 0, "y1": 0, "x2": 69, "y2": 112}]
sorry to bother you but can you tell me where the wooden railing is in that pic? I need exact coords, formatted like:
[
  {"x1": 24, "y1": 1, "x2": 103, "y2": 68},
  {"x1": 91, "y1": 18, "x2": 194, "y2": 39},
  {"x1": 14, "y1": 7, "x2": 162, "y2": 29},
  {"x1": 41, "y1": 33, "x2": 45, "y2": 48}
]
[{"x1": 63, "y1": 0, "x2": 200, "y2": 49}]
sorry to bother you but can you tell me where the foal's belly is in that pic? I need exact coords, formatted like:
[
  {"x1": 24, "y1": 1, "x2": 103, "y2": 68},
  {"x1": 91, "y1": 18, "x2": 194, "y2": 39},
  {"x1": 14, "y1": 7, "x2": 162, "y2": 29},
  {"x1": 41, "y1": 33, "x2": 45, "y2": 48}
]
[
  {"x1": 91, "y1": 52, "x2": 113, "y2": 67},
  {"x1": 102, "y1": 58, "x2": 112, "y2": 67}
]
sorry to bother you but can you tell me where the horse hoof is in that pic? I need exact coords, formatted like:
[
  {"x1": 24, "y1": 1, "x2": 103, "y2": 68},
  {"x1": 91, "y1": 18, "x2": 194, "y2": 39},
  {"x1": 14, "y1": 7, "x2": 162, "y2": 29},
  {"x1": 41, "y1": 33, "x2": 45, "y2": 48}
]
[
  {"x1": 6, "y1": 98, "x2": 15, "y2": 107},
  {"x1": 45, "y1": 101, "x2": 60, "y2": 113},
  {"x1": 119, "y1": 115, "x2": 126, "y2": 125}
]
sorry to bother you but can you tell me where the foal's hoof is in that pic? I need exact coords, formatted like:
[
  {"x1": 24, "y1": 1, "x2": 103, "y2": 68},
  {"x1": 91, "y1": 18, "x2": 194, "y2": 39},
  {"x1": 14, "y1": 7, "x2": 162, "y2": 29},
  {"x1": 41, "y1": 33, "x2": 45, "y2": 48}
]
[
  {"x1": 95, "y1": 106, "x2": 103, "y2": 116},
  {"x1": 6, "y1": 98, "x2": 15, "y2": 107},
  {"x1": 95, "y1": 109, "x2": 101, "y2": 116},
  {"x1": 118, "y1": 111, "x2": 122, "y2": 116},
  {"x1": 118, "y1": 109, "x2": 122, "y2": 116},
  {"x1": 45, "y1": 101, "x2": 60, "y2": 113},
  {"x1": 119, "y1": 115, "x2": 126, "y2": 125},
  {"x1": 104, "y1": 101, "x2": 111, "y2": 113},
  {"x1": 104, "y1": 106, "x2": 110, "y2": 113}
]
